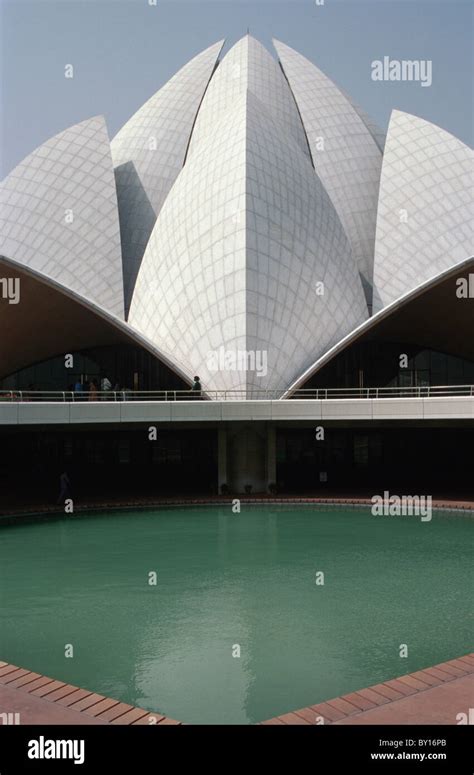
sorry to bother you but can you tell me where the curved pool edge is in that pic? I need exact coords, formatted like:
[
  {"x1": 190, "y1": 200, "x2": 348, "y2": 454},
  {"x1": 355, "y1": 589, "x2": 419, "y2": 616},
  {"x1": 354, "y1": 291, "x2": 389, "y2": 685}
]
[{"x1": 1, "y1": 496, "x2": 473, "y2": 526}]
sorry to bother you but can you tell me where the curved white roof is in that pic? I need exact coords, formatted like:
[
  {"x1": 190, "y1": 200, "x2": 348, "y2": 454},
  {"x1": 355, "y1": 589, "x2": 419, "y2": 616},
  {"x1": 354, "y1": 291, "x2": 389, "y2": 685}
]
[
  {"x1": 0, "y1": 116, "x2": 124, "y2": 317},
  {"x1": 129, "y1": 88, "x2": 367, "y2": 395},
  {"x1": 2, "y1": 36, "x2": 471, "y2": 394},
  {"x1": 187, "y1": 35, "x2": 311, "y2": 161},
  {"x1": 0, "y1": 253, "x2": 193, "y2": 385},
  {"x1": 128, "y1": 93, "x2": 248, "y2": 393},
  {"x1": 284, "y1": 256, "x2": 474, "y2": 395},
  {"x1": 274, "y1": 39, "x2": 383, "y2": 306},
  {"x1": 340, "y1": 88, "x2": 386, "y2": 153},
  {"x1": 111, "y1": 40, "x2": 224, "y2": 313},
  {"x1": 372, "y1": 110, "x2": 474, "y2": 312}
]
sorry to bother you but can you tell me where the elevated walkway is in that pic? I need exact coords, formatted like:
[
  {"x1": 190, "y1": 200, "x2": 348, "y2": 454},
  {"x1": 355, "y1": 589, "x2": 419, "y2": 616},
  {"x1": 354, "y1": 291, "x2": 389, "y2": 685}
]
[{"x1": 0, "y1": 386, "x2": 473, "y2": 425}]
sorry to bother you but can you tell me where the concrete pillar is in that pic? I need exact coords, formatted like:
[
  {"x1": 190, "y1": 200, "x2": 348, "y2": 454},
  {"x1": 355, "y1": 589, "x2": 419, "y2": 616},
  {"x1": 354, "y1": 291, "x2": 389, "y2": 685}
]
[
  {"x1": 217, "y1": 427, "x2": 227, "y2": 493},
  {"x1": 266, "y1": 424, "x2": 276, "y2": 492},
  {"x1": 227, "y1": 423, "x2": 266, "y2": 493}
]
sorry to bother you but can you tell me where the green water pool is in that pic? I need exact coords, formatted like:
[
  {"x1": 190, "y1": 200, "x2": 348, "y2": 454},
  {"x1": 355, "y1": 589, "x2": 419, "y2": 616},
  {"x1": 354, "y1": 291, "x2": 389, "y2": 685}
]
[{"x1": 0, "y1": 506, "x2": 472, "y2": 724}]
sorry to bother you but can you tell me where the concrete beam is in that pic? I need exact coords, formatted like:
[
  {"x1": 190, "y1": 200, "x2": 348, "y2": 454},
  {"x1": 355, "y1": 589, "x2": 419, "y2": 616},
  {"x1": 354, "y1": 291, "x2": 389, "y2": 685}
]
[{"x1": 0, "y1": 397, "x2": 473, "y2": 426}]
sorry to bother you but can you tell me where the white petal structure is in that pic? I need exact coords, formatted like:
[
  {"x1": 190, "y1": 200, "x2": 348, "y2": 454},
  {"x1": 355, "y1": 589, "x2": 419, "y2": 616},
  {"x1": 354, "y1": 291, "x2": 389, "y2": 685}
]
[
  {"x1": 341, "y1": 89, "x2": 386, "y2": 152},
  {"x1": 129, "y1": 87, "x2": 367, "y2": 395},
  {"x1": 372, "y1": 110, "x2": 474, "y2": 312},
  {"x1": 0, "y1": 116, "x2": 124, "y2": 317},
  {"x1": 273, "y1": 39, "x2": 384, "y2": 306},
  {"x1": 244, "y1": 93, "x2": 368, "y2": 392},
  {"x1": 129, "y1": 93, "x2": 247, "y2": 393},
  {"x1": 1, "y1": 35, "x2": 471, "y2": 394},
  {"x1": 187, "y1": 35, "x2": 311, "y2": 161},
  {"x1": 111, "y1": 40, "x2": 224, "y2": 313}
]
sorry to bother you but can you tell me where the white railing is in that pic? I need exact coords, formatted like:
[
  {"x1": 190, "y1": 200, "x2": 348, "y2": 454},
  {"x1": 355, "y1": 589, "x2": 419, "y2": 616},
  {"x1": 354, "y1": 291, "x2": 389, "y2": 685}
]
[{"x1": 0, "y1": 385, "x2": 473, "y2": 402}]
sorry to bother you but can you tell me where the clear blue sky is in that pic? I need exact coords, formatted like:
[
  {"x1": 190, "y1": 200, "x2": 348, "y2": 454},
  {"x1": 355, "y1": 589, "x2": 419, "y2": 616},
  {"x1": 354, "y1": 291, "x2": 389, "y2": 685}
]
[{"x1": 0, "y1": 0, "x2": 472, "y2": 177}]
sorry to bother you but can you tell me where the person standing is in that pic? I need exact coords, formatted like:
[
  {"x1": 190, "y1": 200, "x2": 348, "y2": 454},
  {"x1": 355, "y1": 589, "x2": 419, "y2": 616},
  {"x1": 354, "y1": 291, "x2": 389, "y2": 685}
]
[
  {"x1": 74, "y1": 378, "x2": 83, "y2": 400},
  {"x1": 191, "y1": 375, "x2": 202, "y2": 399},
  {"x1": 100, "y1": 374, "x2": 112, "y2": 400}
]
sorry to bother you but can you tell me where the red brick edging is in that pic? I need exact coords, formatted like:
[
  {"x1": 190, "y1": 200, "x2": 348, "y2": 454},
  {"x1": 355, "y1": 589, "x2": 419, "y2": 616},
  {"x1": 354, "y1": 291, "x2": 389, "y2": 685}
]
[
  {"x1": 2, "y1": 654, "x2": 473, "y2": 725},
  {"x1": 260, "y1": 653, "x2": 474, "y2": 725},
  {"x1": 1, "y1": 495, "x2": 473, "y2": 521},
  {"x1": 0, "y1": 661, "x2": 181, "y2": 725}
]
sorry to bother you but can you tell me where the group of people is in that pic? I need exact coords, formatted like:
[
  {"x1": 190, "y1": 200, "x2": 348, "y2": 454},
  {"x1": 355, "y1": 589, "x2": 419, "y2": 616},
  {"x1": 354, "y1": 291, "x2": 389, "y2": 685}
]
[
  {"x1": 72, "y1": 375, "x2": 120, "y2": 400},
  {"x1": 70, "y1": 376, "x2": 203, "y2": 400},
  {"x1": 6, "y1": 375, "x2": 204, "y2": 402}
]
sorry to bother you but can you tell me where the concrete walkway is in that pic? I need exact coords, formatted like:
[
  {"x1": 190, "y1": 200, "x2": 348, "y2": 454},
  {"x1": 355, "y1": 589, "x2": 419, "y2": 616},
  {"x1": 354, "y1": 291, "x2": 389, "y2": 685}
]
[{"x1": 1, "y1": 395, "x2": 473, "y2": 425}]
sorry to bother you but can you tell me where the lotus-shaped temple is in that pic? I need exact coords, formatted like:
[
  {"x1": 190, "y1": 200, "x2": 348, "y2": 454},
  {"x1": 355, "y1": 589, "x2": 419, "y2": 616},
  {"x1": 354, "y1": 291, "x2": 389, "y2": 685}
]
[{"x1": 1, "y1": 36, "x2": 472, "y2": 397}]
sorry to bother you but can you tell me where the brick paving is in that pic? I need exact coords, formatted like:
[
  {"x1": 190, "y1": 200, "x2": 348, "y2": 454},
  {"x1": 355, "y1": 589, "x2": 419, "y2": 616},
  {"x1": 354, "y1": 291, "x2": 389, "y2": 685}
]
[
  {"x1": 1, "y1": 655, "x2": 472, "y2": 725},
  {"x1": 261, "y1": 654, "x2": 474, "y2": 725},
  {"x1": 0, "y1": 661, "x2": 180, "y2": 725}
]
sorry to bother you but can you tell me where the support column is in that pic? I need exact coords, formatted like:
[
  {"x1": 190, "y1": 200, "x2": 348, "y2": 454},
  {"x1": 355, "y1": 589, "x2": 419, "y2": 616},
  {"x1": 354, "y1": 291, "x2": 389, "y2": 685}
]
[
  {"x1": 217, "y1": 427, "x2": 227, "y2": 493},
  {"x1": 266, "y1": 424, "x2": 276, "y2": 493},
  {"x1": 227, "y1": 423, "x2": 266, "y2": 493}
]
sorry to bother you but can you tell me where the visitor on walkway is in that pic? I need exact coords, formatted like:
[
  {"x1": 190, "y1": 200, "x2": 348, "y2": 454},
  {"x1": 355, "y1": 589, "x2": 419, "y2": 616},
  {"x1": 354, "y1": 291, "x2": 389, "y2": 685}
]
[
  {"x1": 101, "y1": 374, "x2": 112, "y2": 400},
  {"x1": 88, "y1": 379, "x2": 98, "y2": 401},
  {"x1": 74, "y1": 379, "x2": 83, "y2": 400},
  {"x1": 191, "y1": 375, "x2": 202, "y2": 399}
]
